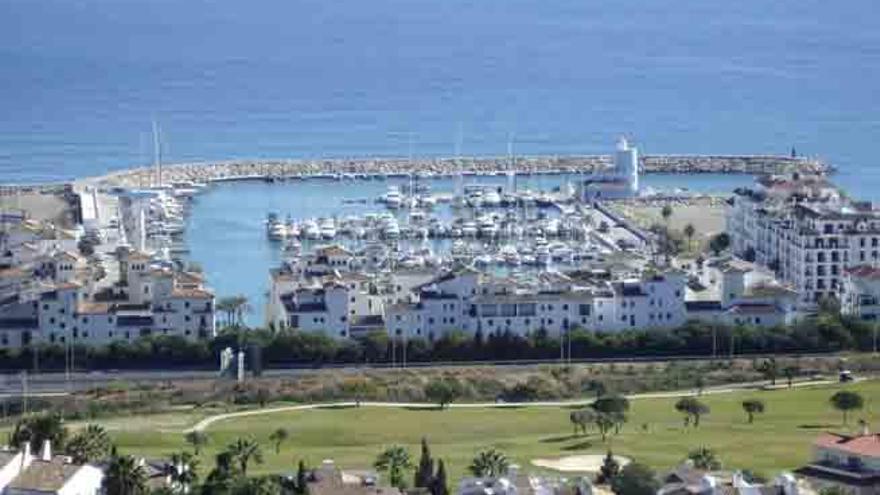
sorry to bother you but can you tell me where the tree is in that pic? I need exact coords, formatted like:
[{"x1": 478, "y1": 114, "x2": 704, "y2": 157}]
[
  {"x1": 741, "y1": 399, "x2": 766, "y2": 424},
  {"x1": 295, "y1": 459, "x2": 309, "y2": 495},
  {"x1": 217, "y1": 295, "x2": 251, "y2": 328},
  {"x1": 829, "y1": 391, "x2": 864, "y2": 425},
  {"x1": 783, "y1": 365, "x2": 799, "y2": 388},
  {"x1": 230, "y1": 475, "x2": 280, "y2": 495},
  {"x1": 104, "y1": 449, "x2": 148, "y2": 495},
  {"x1": 166, "y1": 451, "x2": 199, "y2": 494},
  {"x1": 269, "y1": 427, "x2": 289, "y2": 455},
  {"x1": 424, "y1": 378, "x2": 463, "y2": 409},
  {"x1": 610, "y1": 462, "x2": 659, "y2": 495},
  {"x1": 201, "y1": 452, "x2": 238, "y2": 494},
  {"x1": 596, "y1": 450, "x2": 620, "y2": 484},
  {"x1": 683, "y1": 223, "x2": 696, "y2": 251},
  {"x1": 585, "y1": 380, "x2": 607, "y2": 399},
  {"x1": 675, "y1": 397, "x2": 710, "y2": 427},
  {"x1": 708, "y1": 233, "x2": 730, "y2": 257},
  {"x1": 185, "y1": 431, "x2": 210, "y2": 456},
  {"x1": 569, "y1": 409, "x2": 595, "y2": 436},
  {"x1": 592, "y1": 395, "x2": 630, "y2": 416},
  {"x1": 226, "y1": 438, "x2": 263, "y2": 475},
  {"x1": 66, "y1": 424, "x2": 113, "y2": 464},
  {"x1": 594, "y1": 412, "x2": 616, "y2": 441},
  {"x1": 592, "y1": 395, "x2": 630, "y2": 434},
  {"x1": 687, "y1": 447, "x2": 722, "y2": 470},
  {"x1": 431, "y1": 459, "x2": 449, "y2": 495},
  {"x1": 757, "y1": 358, "x2": 778, "y2": 385},
  {"x1": 374, "y1": 445, "x2": 412, "y2": 489},
  {"x1": 414, "y1": 437, "x2": 435, "y2": 489},
  {"x1": 469, "y1": 448, "x2": 509, "y2": 478},
  {"x1": 9, "y1": 413, "x2": 68, "y2": 452},
  {"x1": 661, "y1": 205, "x2": 673, "y2": 224}
]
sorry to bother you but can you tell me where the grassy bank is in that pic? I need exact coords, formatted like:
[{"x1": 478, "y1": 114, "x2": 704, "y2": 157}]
[{"x1": 96, "y1": 379, "x2": 878, "y2": 481}]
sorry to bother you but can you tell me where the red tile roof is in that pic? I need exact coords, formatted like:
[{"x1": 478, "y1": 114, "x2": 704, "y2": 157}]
[{"x1": 815, "y1": 432, "x2": 880, "y2": 457}]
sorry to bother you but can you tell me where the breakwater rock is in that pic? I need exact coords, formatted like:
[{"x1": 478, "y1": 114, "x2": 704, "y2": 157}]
[{"x1": 83, "y1": 154, "x2": 828, "y2": 188}]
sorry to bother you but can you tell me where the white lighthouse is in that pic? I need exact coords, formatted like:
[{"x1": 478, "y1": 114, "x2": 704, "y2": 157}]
[
  {"x1": 614, "y1": 136, "x2": 639, "y2": 195},
  {"x1": 577, "y1": 137, "x2": 641, "y2": 203}
]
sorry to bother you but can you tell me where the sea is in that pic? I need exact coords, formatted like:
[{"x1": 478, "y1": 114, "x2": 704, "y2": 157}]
[{"x1": 2, "y1": 0, "x2": 879, "y2": 323}]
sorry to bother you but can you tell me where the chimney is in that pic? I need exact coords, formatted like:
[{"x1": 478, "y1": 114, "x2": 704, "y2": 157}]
[
  {"x1": 860, "y1": 420, "x2": 870, "y2": 437},
  {"x1": 40, "y1": 440, "x2": 51, "y2": 461}
]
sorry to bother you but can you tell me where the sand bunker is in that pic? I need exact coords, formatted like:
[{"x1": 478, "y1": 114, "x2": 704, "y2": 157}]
[{"x1": 531, "y1": 454, "x2": 631, "y2": 473}]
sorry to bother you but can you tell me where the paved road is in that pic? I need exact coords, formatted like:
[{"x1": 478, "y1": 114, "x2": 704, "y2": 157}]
[{"x1": 184, "y1": 378, "x2": 837, "y2": 433}]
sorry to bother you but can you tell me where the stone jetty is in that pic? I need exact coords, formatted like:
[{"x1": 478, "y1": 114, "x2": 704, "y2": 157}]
[{"x1": 79, "y1": 153, "x2": 829, "y2": 189}]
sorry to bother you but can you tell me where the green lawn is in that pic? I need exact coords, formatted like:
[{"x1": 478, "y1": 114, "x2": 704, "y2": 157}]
[{"x1": 100, "y1": 379, "x2": 879, "y2": 480}]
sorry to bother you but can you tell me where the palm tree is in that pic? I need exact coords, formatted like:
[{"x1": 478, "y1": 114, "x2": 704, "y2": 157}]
[
  {"x1": 661, "y1": 204, "x2": 673, "y2": 224},
  {"x1": 66, "y1": 424, "x2": 113, "y2": 463},
  {"x1": 741, "y1": 399, "x2": 765, "y2": 424},
  {"x1": 226, "y1": 438, "x2": 263, "y2": 475},
  {"x1": 9, "y1": 413, "x2": 68, "y2": 451},
  {"x1": 215, "y1": 297, "x2": 237, "y2": 327},
  {"x1": 469, "y1": 448, "x2": 509, "y2": 478},
  {"x1": 660, "y1": 204, "x2": 674, "y2": 263},
  {"x1": 687, "y1": 447, "x2": 722, "y2": 470},
  {"x1": 269, "y1": 427, "x2": 289, "y2": 454},
  {"x1": 683, "y1": 223, "x2": 696, "y2": 251},
  {"x1": 374, "y1": 445, "x2": 412, "y2": 488},
  {"x1": 184, "y1": 430, "x2": 209, "y2": 456},
  {"x1": 104, "y1": 449, "x2": 148, "y2": 495},
  {"x1": 231, "y1": 294, "x2": 252, "y2": 327},
  {"x1": 165, "y1": 451, "x2": 199, "y2": 494}
]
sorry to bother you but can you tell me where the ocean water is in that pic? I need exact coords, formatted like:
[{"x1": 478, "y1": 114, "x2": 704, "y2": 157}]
[
  {"x1": 4, "y1": 0, "x2": 880, "y2": 323},
  {"x1": 1, "y1": 0, "x2": 879, "y2": 195}
]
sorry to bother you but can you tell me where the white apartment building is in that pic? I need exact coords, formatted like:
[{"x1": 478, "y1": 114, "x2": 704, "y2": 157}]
[
  {"x1": 727, "y1": 174, "x2": 880, "y2": 308},
  {"x1": 387, "y1": 269, "x2": 689, "y2": 341},
  {"x1": 840, "y1": 265, "x2": 880, "y2": 321},
  {"x1": 0, "y1": 246, "x2": 216, "y2": 350},
  {"x1": 686, "y1": 257, "x2": 798, "y2": 328}
]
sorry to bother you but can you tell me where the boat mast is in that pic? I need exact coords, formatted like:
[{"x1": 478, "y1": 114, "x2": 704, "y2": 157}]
[{"x1": 152, "y1": 120, "x2": 162, "y2": 188}]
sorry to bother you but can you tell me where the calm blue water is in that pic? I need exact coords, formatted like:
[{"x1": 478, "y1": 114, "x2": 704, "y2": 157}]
[
  {"x1": 2, "y1": 0, "x2": 880, "y2": 196},
  {"x1": 4, "y1": 0, "x2": 880, "y2": 322}
]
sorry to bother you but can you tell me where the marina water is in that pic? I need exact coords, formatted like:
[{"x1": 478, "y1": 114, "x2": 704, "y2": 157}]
[{"x1": 186, "y1": 174, "x2": 754, "y2": 324}]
